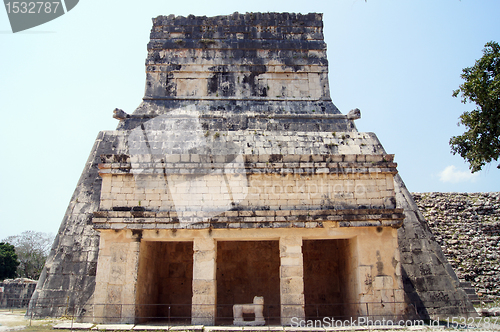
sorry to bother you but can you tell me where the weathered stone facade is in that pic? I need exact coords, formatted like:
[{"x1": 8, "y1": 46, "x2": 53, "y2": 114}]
[
  {"x1": 395, "y1": 181, "x2": 477, "y2": 319},
  {"x1": 28, "y1": 12, "x2": 473, "y2": 325},
  {"x1": 91, "y1": 152, "x2": 405, "y2": 324}
]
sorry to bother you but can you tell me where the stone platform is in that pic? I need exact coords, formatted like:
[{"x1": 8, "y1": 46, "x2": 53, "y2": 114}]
[{"x1": 52, "y1": 323, "x2": 425, "y2": 331}]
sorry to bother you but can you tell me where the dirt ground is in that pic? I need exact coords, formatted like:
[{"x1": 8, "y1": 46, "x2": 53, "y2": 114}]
[
  {"x1": 0, "y1": 309, "x2": 65, "y2": 332},
  {"x1": 1, "y1": 309, "x2": 495, "y2": 331}
]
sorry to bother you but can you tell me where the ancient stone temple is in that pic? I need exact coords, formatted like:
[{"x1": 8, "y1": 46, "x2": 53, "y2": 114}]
[{"x1": 29, "y1": 12, "x2": 474, "y2": 325}]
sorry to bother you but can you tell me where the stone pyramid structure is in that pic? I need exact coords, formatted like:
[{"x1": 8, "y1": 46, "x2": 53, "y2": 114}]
[{"x1": 29, "y1": 12, "x2": 474, "y2": 324}]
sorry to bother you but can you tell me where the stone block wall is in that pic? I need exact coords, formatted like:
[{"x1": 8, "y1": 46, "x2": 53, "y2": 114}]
[
  {"x1": 302, "y1": 239, "x2": 350, "y2": 319},
  {"x1": 136, "y1": 241, "x2": 193, "y2": 323},
  {"x1": 93, "y1": 230, "x2": 142, "y2": 323},
  {"x1": 135, "y1": 240, "x2": 156, "y2": 322},
  {"x1": 145, "y1": 13, "x2": 329, "y2": 102},
  {"x1": 118, "y1": 12, "x2": 356, "y2": 133},
  {"x1": 0, "y1": 278, "x2": 37, "y2": 308},
  {"x1": 121, "y1": 127, "x2": 384, "y2": 159},
  {"x1": 413, "y1": 192, "x2": 500, "y2": 299},
  {"x1": 355, "y1": 227, "x2": 405, "y2": 319},
  {"x1": 394, "y1": 176, "x2": 475, "y2": 319},
  {"x1": 96, "y1": 152, "x2": 399, "y2": 221},
  {"x1": 98, "y1": 159, "x2": 396, "y2": 213},
  {"x1": 216, "y1": 241, "x2": 280, "y2": 324},
  {"x1": 191, "y1": 238, "x2": 217, "y2": 325},
  {"x1": 279, "y1": 236, "x2": 305, "y2": 325}
]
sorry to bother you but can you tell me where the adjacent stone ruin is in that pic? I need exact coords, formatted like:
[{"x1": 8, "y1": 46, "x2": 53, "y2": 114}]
[
  {"x1": 413, "y1": 192, "x2": 500, "y2": 300},
  {"x1": 28, "y1": 12, "x2": 474, "y2": 325},
  {"x1": 0, "y1": 278, "x2": 37, "y2": 308}
]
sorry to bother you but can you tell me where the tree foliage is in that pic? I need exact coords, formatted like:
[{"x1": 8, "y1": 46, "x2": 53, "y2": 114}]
[
  {"x1": 2, "y1": 231, "x2": 53, "y2": 280},
  {"x1": 450, "y1": 41, "x2": 500, "y2": 173},
  {"x1": 0, "y1": 242, "x2": 20, "y2": 280}
]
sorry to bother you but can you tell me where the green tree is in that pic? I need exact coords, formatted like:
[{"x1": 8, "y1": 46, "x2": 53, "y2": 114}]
[
  {"x1": 3, "y1": 231, "x2": 53, "y2": 280},
  {"x1": 0, "y1": 242, "x2": 20, "y2": 280},
  {"x1": 450, "y1": 41, "x2": 500, "y2": 173}
]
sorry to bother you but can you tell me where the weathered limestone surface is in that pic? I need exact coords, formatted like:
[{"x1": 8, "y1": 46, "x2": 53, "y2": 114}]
[
  {"x1": 117, "y1": 12, "x2": 355, "y2": 133},
  {"x1": 135, "y1": 241, "x2": 193, "y2": 323},
  {"x1": 413, "y1": 192, "x2": 500, "y2": 300},
  {"x1": 0, "y1": 278, "x2": 37, "y2": 308},
  {"x1": 94, "y1": 152, "x2": 402, "y2": 228},
  {"x1": 232, "y1": 296, "x2": 265, "y2": 326},
  {"x1": 29, "y1": 12, "x2": 473, "y2": 323},
  {"x1": 192, "y1": 238, "x2": 217, "y2": 325},
  {"x1": 29, "y1": 132, "x2": 129, "y2": 320},
  {"x1": 356, "y1": 227, "x2": 404, "y2": 319},
  {"x1": 394, "y1": 176, "x2": 475, "y2": 318},
  {"x1": 93, "y1": 230, "x2": 141, "y2": 324},
  {"x1": 92, "y1": 149, "x2": 404, "y2": 324},
  {"x1": 279, "y1": 236, "x2": 305, "y2": 325}
]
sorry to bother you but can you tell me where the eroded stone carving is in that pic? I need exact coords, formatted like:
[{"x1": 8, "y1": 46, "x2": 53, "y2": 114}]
[
  {"x1": 347, "y1": 108, "x2": 361, "y2": 120},
  {"x1": 233, "y1": 296, "x2": 265, "y2": 326},
  {"x1": 112, "y1": 108, "x2": 129, "y2": 120}
]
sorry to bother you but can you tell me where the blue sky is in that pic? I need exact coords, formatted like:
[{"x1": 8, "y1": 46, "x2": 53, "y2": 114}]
[{"x1": 1, "y1": 0, "x2": 499, "y2": 238}]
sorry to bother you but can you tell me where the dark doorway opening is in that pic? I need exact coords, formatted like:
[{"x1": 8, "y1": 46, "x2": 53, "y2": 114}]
[
  {"x1": 303, "y1": 239, "x2": 351, "y2": 321},
  {"x1": 216, "y1": 241, "x2": 280, "y2": 325},
  {"x1": 136, "y1": 241, "x2": 193, "y2": 324}
]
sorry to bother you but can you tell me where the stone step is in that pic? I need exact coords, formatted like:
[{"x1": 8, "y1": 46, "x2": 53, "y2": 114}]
[
  {"x1": 468, "y1": 294, "x2": 480, "y2": 301},
  {"x1": 464, "y1": 288, "x2": 478, "y2": 295},
  {"x1": 459, "y1": 281, "x2": 484, "y2": 305},
  {"x1": 472, "y1": 299, "x2": 496, "y2": 305},
  {"x1": 460, "y1": 282, "x2": 473, "y2": 288}
]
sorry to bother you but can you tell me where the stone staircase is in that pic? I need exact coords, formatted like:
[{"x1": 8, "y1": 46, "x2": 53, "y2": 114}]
[
  {"x1": 460, "y1": 281, "x2": 494, "y2": 305},
  {"x1": 460, "y1": 282, "x2": 480, "y2": 305}
]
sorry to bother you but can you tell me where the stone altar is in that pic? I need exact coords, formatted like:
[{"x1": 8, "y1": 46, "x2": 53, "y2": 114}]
[{"x1": 233, "y1": 296, "x2": 265, "y2": 326}]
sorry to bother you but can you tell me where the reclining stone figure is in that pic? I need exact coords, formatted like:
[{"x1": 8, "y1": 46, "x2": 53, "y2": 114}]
[{"x1": 233, "y1": 296, "x2": 265, "y2": 326}]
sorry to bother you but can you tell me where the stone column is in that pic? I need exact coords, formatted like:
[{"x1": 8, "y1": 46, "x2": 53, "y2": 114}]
[
  {"x1": 122, "y1": 240, "x2": 140, "y2": 323},
  {"x1": 279, "y1": 236, "x2": 305, "y2": 326},
  {"x1": 93, "y1": 235, "x2": 109, "y2": 323},
  {"x1": 93, "y1": 231, "x2": 141, "y2": 324},
  {"x1": 191, "y1": 238, "x2": 217, "y2": 325}
]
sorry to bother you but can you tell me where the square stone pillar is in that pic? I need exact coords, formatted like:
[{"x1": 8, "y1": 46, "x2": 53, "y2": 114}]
[
  {"x1": 93, "y1": 231, "x2": 140, "y2": 324},
  {"x1": 279, "y1": 236, "x2": 305, "y2": 326},
  {"x1": 191, "y1": 238, "x2": 217, "y2": 325}
]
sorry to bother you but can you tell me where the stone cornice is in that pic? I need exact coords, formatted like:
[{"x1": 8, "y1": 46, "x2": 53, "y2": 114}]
[
  {"x1": 93, "y1": 207, "x2": 405, "y2": 230},
  {"x1": 98, "y1": 154, "x2": 397, "y2": 176}
]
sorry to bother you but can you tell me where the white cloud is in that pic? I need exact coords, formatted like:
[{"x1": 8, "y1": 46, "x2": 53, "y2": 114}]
[{"x1": 439, "y1": 165, "x2": 479, "y2": 183}]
